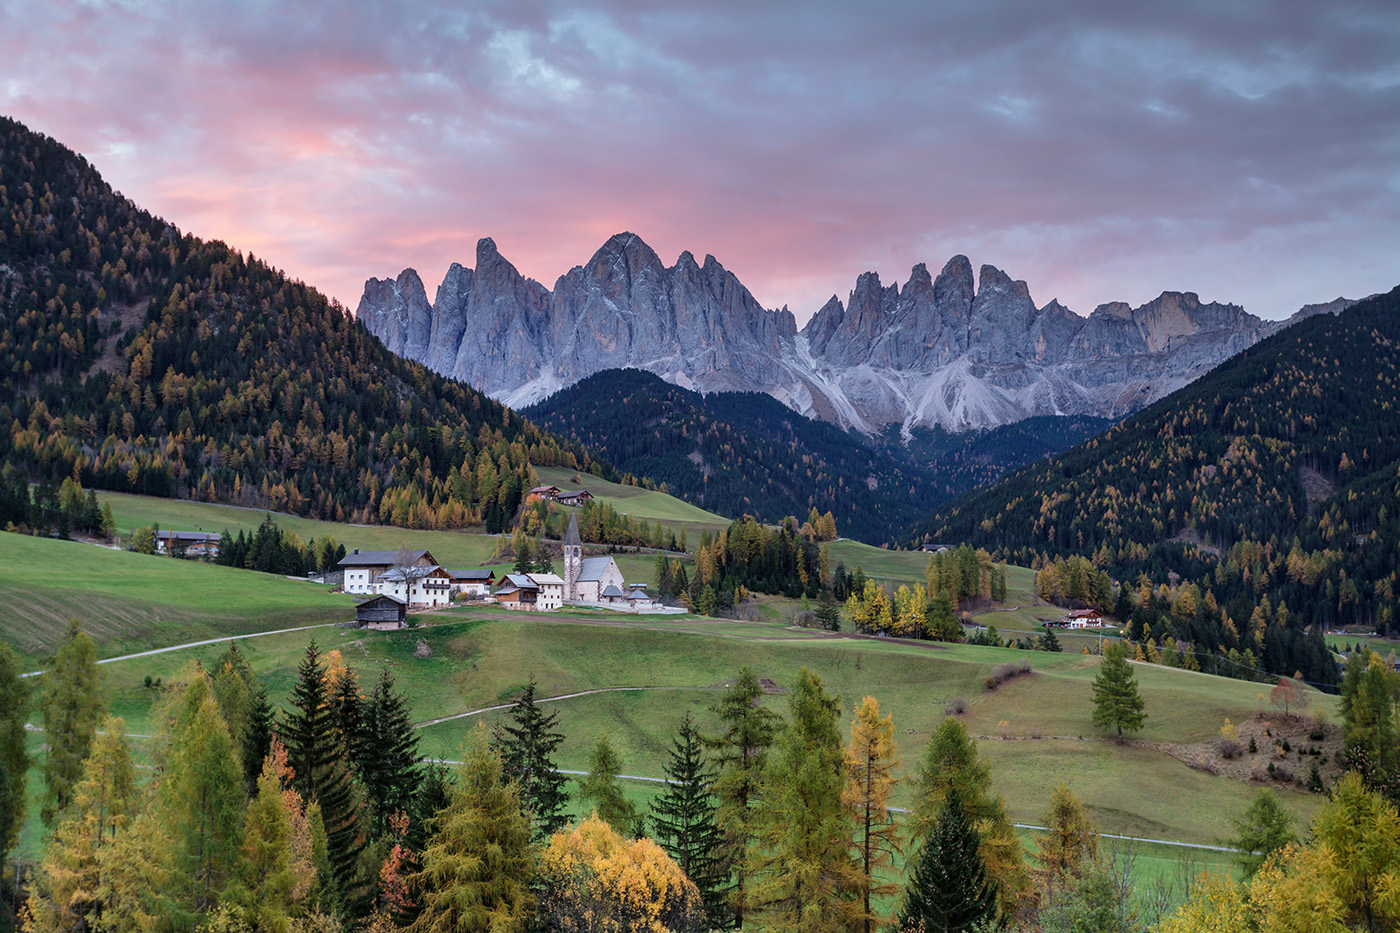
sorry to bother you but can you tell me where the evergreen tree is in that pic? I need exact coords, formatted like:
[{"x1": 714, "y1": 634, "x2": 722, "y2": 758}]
[
  {"x1": 1228, "y1": 788, "x2": 1298, "y2": 879},
  {"x1": 160, "y1": 669, "x2": 247, "y2": 923},
  {"x1": 0, "y1": 642, "x2": 29, "y2": 864},
  {"x1": 844, "y1": 696, "x2": 901, "y2": 933},
  {"x1": 280, "y1": 641, "x2": 368, "y2": 914},
  {"x1": 357, "y1": 668, "x2": 424, "y2": 841},
  {"x1": 708, "y1": 667, "x2": 781, "y2": 928},
  {"x1": 496, "y1": 676, "x2": 569, "y2": 841},
  {"x1": 242, "y1": 685, "x2": 275, "y2": 796},
  {"x1": 1340, "y1": 652, "x2": 1400, "y2": 794},
  {"x1": 650, "y1": 713, "x2": 727, "y2": 928},
  {"x1": 910, "y1": 717, "x2": 1027, "y2": 921},
  {"x1": 212, "y1": 647, "x2": 254, "y2": 751},
  {"x1": 747, "y1": 668, "x2": 854, "y2": 932},
  {"x1": 408, "y1": 725, "x2": 535, "y2": 933},
  {"x1": 815, "y1": 590, "x2": 842, "y2": 632},
  {"x1": 41, "y1": 620, "x2": 102, "y2": 826},
  {"x1": 1091, "y1": 642, "x2": 1147, "y2": 738},
  {"x1": 24, "y1": 718, "x2": 137, "y2": 933},
  {"x1": 578, "y1": 732, "x2": 640, "y2": 837},
  {"x1": 899, "y1": 788, "x2": 998, "y2": 933}
]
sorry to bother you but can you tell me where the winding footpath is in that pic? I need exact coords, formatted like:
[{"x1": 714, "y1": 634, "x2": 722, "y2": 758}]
[{"x1": 20, "y1": 622, "x2": 339, "y2": 678}]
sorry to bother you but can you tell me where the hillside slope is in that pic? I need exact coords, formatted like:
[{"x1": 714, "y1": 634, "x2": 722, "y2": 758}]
[
  {"x1": 0, "y1": 116, "x2": 593, "y2": 531},
  {"x1": 911, "y1": 286, "x2": 1400, "y2": 685}
]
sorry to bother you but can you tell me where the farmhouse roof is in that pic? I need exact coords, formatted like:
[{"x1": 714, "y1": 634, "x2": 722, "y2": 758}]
[
  {"x1": 529, "y1": 573, "x2": 565, "y2": 586},
  {"x1": 338, "y1": 548, "x2": 433, "y2": 567},
  {"x1": 380, "y1": 565, "x2": 446, "y2": 582},
  {"x1": 356, "y1": 595, "x2": 406, "y2": 609},
  {"x1": 447, "y1": 569, "x2": 494, "y2": 581},
  {"x1": 564, "y1": 512, "x2": 582, "y2": 548},
  {"x1": 530, "y1": 485, "x2": 561, "y2": 495},
  {"x1": 502, "y1": 573, "x2": 539, "y2": 590},
  {"x1": 160, "y1": 530, "x2": 222, "y2": 542}
]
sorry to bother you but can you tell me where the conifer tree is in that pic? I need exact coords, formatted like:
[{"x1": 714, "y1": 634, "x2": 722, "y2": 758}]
[
  {"x1": 910, "y1": 717, "x2": 1027, "y2": 921},
  {"x1": 844, "y1": 696, "x2": 901, "y2": 933},
  {"x1": 496, "y1": 676, "x2": 569, "y2": 840},
  {"x1": 650, "y1": 713, "x2": 727, "y2": 928},
  {"x1": 243, "y1": 685, "x2": 275, "y2": 795},
  {"x1": 159, "y1": 670, "x2": 247, "y2": 924},
  {"x1": 1228, "y1": 788, "x2": 1297, "y2": 879},
  {"x1": 408, "y1": 725, "x2": 535, "y2": 933},
  {"x1": 709, "y1": 667, "x2": 781, "y2": 928},
  {"x1": 357, "y1": 668, "x2": 424, "y2": 841},
  {"x1": 226, "y1": 758, "x2": 297, "y2": 933},
  {"x1": 280, "y1": 641, "x2": 368, "y2": 913},
  {"x1": 0, "y1": 642, "x2": 29, "y2": 864},
  {"x1": 748, "y1": 668, "x2": 854, "y2": 932},
  {"x1": 1091, "y1": 642, "x2": 1147, "y2": 738},
  {"x1": 579, "y1": 732, "x2": 640, "y2": 836},
  {"x1": 41, "y1": 620, "x2": 102, "y2": 826},
  {"x1": 1035, "y1": 784, "x2": 1097, "y2": 884},
  {"x1": 899, "y1": 788, "x2": 998, "y2": 933},
  {"x1": 24, "y1": 718, "x2": 137, "y2": 933}
]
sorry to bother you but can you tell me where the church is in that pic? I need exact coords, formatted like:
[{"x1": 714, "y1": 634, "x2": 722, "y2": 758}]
[{"x1": 562, "y1": 512, "x2": 627, "y2": 602}]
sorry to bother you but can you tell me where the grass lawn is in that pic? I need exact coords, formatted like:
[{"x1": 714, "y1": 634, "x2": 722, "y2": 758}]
[
  {"x1": 533, "y1": 466, "x2": 731, "y2": 540},
  {"x1": 76, "y1": 613, "x2": 1327, "y2": 852},
  {"x1": 0, "y1": 532, "x2": 356, "y2": 665}
]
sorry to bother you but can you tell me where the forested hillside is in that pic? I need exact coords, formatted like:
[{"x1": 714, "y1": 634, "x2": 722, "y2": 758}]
[
  {"x1": 912, "y1": 286, "x2": 1400, "y2": 686},
  {"x1": 0, "y1": 116, "x2": 594, "y2": 531},
  {"x1": 524, "y1": 369, "x2": 1109, "y2": 544}
]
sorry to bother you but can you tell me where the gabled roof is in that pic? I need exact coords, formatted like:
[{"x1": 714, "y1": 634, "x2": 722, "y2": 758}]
[
  {"x1": 338, "y1": 549, "x2": 433, "y2": 567},
  {"x1": 447, "y1": 569, "x2": 494, "y2": 581},
  {"x1": 530, "y1": 485, "x2": 561, "y2": 495},
  {"x1": 356, "y1": 595, "x2": 405, "y2": 608},
  {"x1": 529, "y1": 572, "x2": 565, "y2": 586},
  {"x1": 600, "y1": 583, "x2": 626, "y2": 598},
  {"x1": 626, "y1": 588, "x2": 651, "y2": 601},
  {"x1": 577, "y1": 556, "x2": 617, "y2": 582},
  {"x1": 502, "y1": 573, "x2": 539, "y2": 590},
  {"x1": 160, "y1": 530, "x2": 222, "y2": 542},
  {"x1": 380, "y1": 564, "x2": 447, "y2": 582}
]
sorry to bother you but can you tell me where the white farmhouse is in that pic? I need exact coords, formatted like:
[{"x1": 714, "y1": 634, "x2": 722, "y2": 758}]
[{"x1": 337, "y1": 548, "x2": 438, "y2": 595}]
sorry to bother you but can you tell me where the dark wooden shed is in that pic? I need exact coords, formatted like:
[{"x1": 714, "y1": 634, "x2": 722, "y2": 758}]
[{"x1": 356, "y1": 595, "x2": 407, "y2": 628}]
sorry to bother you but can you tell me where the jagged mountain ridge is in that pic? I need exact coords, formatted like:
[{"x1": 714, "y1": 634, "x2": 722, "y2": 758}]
[{"x1": 357, "y1": 232, "x2": 1349, "y2": 434}]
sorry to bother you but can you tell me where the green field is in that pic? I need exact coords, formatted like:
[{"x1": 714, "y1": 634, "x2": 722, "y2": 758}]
[
  {"x1": 65, "y1": 610, "x2": 1327, "y2": 852},
  {"x1": 532, "y1": 465, "x2": 732, "y2": 539},
  {"x1": 0, "y1": 533, "x2": 356, "y2": 665}
]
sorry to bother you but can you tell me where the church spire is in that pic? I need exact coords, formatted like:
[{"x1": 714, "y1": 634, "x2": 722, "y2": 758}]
[
  {"x1": 563, "y1": 512, "x2": 582, "y2": 600},
  {"x1": 564, "y1": 512, "x2": 581, "y2": 548}
]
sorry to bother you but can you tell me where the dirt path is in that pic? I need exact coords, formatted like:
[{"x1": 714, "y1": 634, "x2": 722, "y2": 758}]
[
  {"x1": 20, "y1": 622, "x2": 340, "y2": 678},
  {"x1": 413, "y1": 685, "x2": 713, "y2": 728}
]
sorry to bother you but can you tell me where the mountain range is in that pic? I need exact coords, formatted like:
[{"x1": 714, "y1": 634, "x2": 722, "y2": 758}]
[{"x1": 358, "y1": 232, "x2": 1354, "y2": 435}]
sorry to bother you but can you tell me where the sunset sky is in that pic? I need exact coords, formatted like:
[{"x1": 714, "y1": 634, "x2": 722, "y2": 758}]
[{"x1": 3, "y1": 1, "x2": 1397, "y2": 323}]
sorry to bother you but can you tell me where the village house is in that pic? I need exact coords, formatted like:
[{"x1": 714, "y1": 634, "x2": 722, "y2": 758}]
[
  {"x1": 445, "y1": 568, "x2": 495, "y2": 598},
  {"x1": 378, "y1": 564, "x2": 453, "y2": 609},
  {"x1": 1058, "y1": 608, "x2": 1106, "y2": 629},
  {"x1": 529, "y1": 485, "x2": 562, "y2": 501},
  {"x1": 494, "y1": 574, "x2": 539, "y2": 611},
  {"x1": 155, "y1": 530, "x2": 222, "y2": 557},
  {"x1": 555, "y1": 489, "x2": 595, "y2": 507},
  {"x1": 337, "y1": 548, "x2": 439, "y2": 595}
]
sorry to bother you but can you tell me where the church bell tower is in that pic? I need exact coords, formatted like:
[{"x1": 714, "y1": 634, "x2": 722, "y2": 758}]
[{"x1": 563, "y1": 512, "x2": 582, "y2": 601}]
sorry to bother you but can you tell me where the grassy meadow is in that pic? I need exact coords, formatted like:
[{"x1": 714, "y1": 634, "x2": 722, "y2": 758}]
[{"x1": 532, "y1": 465, "x2": 732, "y2": 539}]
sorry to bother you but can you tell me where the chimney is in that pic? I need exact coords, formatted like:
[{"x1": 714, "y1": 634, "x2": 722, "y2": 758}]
[{"x1": 353, "y1": 548, "x2": 359, "y2": 554}]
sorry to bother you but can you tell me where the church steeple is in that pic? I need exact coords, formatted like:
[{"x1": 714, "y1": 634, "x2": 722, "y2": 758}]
[{"x1": 563, "y1": 512, "x2": 582, "y2": 601}]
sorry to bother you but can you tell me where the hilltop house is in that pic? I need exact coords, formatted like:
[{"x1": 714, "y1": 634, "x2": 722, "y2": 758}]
[
  {"x1": 1059, "y1": 608, "x2": 1106, "y2": 629},
  {"x1": 155, "y1": 530, "x2": 223, "y2": 557}
]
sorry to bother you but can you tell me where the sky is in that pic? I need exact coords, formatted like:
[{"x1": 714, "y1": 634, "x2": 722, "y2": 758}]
[{"x1": 2, "y1": 0, "x2": 1398, "y2": 324}]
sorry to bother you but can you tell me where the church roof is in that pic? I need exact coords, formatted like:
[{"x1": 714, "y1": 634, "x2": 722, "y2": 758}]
[
  {"x1": 600, "y1": 584, "x2": 626, "y2": 598},
  {"x1": 564, "y1": 512, "x2": 581, "y2": 548},
  {"x1": 577, "y1": 556, "x2": 617, "y2": 582}
]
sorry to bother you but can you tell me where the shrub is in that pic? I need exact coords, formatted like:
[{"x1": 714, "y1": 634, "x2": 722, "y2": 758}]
[
  {"x1": 945, "y1": 697, "x2": 967, "y2": 715},
  {"x1": 792, "y1": 610, "x2": 818, "y2": 629},
  {"x1": 1219, "y1": 738, "x2": 1242, "y2": 760},
  {"x1": 985, "y1": 660, "x2": 1033, "y2": 690}
]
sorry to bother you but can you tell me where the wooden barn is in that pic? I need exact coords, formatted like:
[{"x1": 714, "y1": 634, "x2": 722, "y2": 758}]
[{"x1": 356, "y1": 595, "x2": 407, "y2": 629}]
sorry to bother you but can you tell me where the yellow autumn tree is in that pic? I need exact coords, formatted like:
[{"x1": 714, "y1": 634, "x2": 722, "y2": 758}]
[
  {"x1": 537, "y1": 815, "x2": 703, "y2": 933},
  {"x1": 1034, "y1": 784, "x2": 1097, "y2": 885},
  {"x1": 842, "y1": 696, "x2": 900, "y2": 933}
]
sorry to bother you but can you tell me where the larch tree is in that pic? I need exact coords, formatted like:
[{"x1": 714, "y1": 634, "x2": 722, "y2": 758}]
[
  {"x1": 747, "y1": 667, "x2": 855, "y2": 933},
  {"x1": 898, "y1": 788, "x2": 998, "y2": 933},
  {"x1": 578, "y1": 732, "x2": 640, "y2": 837},
  {"x1": 0, "y1": 642, "x2": 29, "y2": 864},
  {"x1": 650, "y1": 712, "x2": 728, "y2": 928},
  {"x1": 23, "y1": 718, "x2": 137, "y2": 933},
  {"x1": 408, "y1": 725, "x2": 535, "y2": 933},
  {"x1": 225, "y1": 757, "x2": 298, "y2": 933},
  {"x1": 843, "y1": 696, "x2": 900, "y2": 933},
  {"x1": 1090, "y1": 642, "x2": 1147, "y2": 738},
  {"x1": 159, "y1": 668, "x2": 247, "y2": 924},
  {"x1": 708, "y1": 667, "x2": 782, "y2": 928},
  {"x1": 40, "y1": 620, "x2": 103, "y2": 826},
  {"x1": 1034, "y1": 784, "x2": 1098, "y2": 885},
  {"x1": 495, "y1": 675, "x2": 570, "y2": 841}
]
